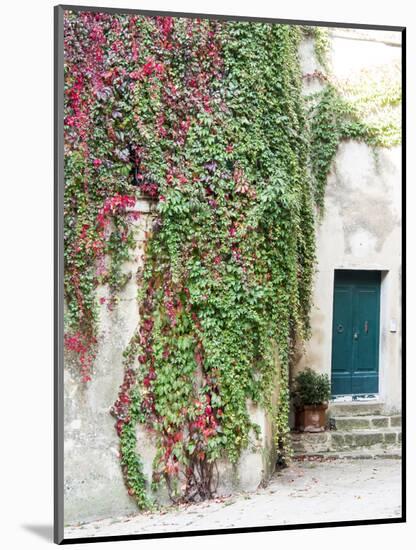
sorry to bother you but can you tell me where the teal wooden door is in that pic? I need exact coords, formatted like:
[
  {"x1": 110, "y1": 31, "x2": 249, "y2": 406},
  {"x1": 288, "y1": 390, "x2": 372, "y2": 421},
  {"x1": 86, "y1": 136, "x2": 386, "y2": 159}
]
[{"x1": 331, "y1": 270, "x2": 381, "y2": 396}]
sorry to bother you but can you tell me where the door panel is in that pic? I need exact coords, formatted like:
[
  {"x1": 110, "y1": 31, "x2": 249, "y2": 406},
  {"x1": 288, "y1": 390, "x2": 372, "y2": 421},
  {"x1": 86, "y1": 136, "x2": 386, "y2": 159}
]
[
  {"x1": 331, "y1": 270, "x2": 380, "y2": 396},
  {"x1": 331, "y1": 286, "x2": 353, "y2": 395},
  {"x1": 352, "y1": 286, "x2": 380, "y2": 393}
]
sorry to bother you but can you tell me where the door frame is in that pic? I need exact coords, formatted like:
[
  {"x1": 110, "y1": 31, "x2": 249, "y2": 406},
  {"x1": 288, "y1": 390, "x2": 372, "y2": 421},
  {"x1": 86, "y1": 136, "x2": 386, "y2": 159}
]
[{"x1": 329, "y1": 268, "x2": 386, "y2": 402}]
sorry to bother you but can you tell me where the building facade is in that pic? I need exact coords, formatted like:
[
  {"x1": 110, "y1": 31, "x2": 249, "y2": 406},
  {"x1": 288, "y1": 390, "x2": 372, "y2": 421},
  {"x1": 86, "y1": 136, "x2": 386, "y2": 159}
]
[
  {"x1": 63, "y1": 28, "x2": 402, "y2": 524},
  {"x1": 296, "y1": 29, "x2": 402, "y2": 415}
]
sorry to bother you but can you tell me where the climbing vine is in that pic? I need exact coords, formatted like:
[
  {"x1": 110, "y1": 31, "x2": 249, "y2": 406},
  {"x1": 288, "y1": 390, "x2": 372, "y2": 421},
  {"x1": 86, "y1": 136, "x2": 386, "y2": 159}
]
[
  {"x1": 300, "y1": 25, "x2": 330, "y2": 69},
  {"x1": 301, "y1": 26, "x2": 401, "y2": 210},
  {"x1": 63, "y1": 11, "x2": 400, "y2": 508},
  {"x1": 308, "y1": 84, "x2": 370, "y2": 209}
]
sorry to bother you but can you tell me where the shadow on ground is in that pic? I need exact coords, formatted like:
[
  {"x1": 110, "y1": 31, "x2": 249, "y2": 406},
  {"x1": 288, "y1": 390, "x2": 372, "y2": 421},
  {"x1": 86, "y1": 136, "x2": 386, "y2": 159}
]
[{"x1": 22, "y1": 524, "x2": 53, "y2": 542}]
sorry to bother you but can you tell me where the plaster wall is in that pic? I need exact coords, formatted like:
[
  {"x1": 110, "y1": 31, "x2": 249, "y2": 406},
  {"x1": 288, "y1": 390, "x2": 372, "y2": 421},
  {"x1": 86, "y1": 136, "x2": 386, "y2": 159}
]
[
  {"x1": 296, "y1": 30, "x2": 402, "y2": 414},
  {"x1": 64, "y1": 200, "x2": 154, "y2": 523}
]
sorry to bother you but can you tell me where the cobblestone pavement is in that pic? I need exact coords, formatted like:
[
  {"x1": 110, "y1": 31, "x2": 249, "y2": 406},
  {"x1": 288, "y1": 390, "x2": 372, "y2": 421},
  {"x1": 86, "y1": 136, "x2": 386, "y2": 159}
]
[{"x1": 65, "y1": 458, "x2": 402, "y2": 539}]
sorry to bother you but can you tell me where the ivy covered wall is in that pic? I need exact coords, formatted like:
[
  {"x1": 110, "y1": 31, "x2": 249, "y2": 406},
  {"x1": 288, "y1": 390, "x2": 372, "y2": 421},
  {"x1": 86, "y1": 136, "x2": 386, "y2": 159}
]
[{"x1": 63, "y1": 11, "x2": 401, "y2": 519}]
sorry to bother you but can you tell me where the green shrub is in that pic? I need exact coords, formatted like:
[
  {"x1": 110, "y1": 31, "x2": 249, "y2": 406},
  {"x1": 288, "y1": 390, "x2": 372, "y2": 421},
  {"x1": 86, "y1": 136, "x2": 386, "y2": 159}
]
[{"x1": 292, "y1": 368, "x2": 331, "y2": 406}]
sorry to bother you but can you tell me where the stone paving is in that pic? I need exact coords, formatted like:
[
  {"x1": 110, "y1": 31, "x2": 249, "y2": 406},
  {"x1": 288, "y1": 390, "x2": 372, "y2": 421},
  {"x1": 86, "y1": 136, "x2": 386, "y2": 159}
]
[{"x1": 65, "y1": 458, "x2": 402, "y2": 539}]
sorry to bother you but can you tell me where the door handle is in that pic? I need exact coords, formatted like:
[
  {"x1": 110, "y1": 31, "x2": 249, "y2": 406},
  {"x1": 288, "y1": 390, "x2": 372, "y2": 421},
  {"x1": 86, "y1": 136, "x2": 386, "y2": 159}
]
[{"x1": 353, "y1": 332, "x2": 359, "y2": 340}]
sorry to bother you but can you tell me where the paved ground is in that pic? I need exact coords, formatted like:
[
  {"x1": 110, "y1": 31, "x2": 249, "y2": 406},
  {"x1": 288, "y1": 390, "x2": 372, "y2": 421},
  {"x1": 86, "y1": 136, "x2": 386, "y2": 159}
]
[{"x1": 65, "y1": 458, "x2": 402, "y2": 539}]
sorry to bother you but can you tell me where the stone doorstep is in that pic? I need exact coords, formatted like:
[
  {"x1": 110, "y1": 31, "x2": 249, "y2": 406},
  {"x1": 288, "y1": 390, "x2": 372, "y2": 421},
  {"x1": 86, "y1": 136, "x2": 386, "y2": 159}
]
[
  {"x1": 290, "y1": 428, "x2": 401, "y2": 454},
  {"x1": 331, "y1": 428, "x2": 401, "y2": 449},
  {"x1": 291, "y1": 405, "x2": 402, "y2": 458},
  {"x1": 390, "y1": 415, "x2": 402, "y2": 427},
  {"x1": 328, "y1": 402, "x2": 385, "y2": 417},
  {"x1": 332, "y1": 415, "x2": 402, "y2": 430},
  {"x1": 293, "y1": 448, "x2": 402, "y2": 461}
]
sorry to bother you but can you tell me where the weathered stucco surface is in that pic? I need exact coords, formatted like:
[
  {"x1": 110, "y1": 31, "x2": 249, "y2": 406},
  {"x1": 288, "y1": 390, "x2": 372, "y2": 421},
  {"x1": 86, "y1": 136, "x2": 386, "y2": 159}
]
[{"x1": 64, "y1": 201, "x2": 153, "y2": 523}]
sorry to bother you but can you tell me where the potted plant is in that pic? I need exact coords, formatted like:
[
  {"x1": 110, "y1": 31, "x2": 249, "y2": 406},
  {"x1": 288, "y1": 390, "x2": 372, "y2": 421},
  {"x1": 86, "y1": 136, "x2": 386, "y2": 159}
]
[{"x1": 292, "y1": 368, "x2": 331, "y2": 432}]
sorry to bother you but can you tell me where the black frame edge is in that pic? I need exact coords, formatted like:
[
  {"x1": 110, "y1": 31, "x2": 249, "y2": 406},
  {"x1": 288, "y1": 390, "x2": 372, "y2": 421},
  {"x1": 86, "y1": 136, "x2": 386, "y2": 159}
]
[
  {"x1": 60, "y1": 518, "x2": 405, "y2": 545},
  {"x1": 54, "y1": 4, "x2": 65, "y2": 546},
  {"x1": 401, "y1": 25, "x2": 406, "y2": 524},
  {"x1": 56, "y1": 4, "x2": 405, "y2": 32}
]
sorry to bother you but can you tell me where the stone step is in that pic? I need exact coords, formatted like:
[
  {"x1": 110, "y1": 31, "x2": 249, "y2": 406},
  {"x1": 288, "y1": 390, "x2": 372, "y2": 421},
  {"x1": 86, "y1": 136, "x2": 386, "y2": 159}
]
[
  {"x1": 290, "y1": 428, "x2": 401, "y2": 455},
  {"x1": 293, "y1": 448, "x2": 402, "y2": 461},
  {"x1": 331, "y1": 415, "x2": 401, "y2": 431},
  {"x1": 328, "y1": 402, "x2": 385, "y2": 417},
  {"x1": 331, "y1": 428, "x2": 401, "y2": 450},
  {"x1": 291, "y1": 432, "x2": 332, "y2": 455}
]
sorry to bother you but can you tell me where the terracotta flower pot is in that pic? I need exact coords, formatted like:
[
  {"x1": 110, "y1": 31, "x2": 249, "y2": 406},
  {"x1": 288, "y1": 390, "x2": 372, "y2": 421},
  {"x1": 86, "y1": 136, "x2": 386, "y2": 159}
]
[{"x1": 295, "y1": 403, "x2": 328, "y2": 432}]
